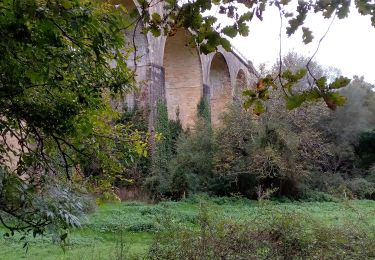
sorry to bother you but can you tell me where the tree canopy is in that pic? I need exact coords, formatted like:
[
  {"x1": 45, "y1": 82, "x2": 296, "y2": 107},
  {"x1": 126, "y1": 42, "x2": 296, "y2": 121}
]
[{"x1": 0, "y1": 0, "x2": 148, "y2": 237}]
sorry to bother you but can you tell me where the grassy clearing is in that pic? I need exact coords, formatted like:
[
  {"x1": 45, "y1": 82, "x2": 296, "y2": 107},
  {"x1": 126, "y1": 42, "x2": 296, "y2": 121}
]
[{"x1": 1, "y1": 198, "x2": 375, "y2": 259}]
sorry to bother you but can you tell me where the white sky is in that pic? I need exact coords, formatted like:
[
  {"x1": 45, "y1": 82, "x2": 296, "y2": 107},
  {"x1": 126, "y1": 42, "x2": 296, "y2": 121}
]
[{"x1": 228, "y1": 4, "x2": 375, "y2": 84}]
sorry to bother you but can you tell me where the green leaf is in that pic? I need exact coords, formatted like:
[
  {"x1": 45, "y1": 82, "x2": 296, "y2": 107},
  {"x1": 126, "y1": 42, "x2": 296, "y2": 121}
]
[
  {"x1": 324, "y1": 92, "x2": 347, "y2": 109},
  {"x1": 282, "y1": 70, "x2": 294, "y2": 81},
  {"x1": 238, "y1": 23, "x2": 249, "y2": 36},
  {"x1": 316, "y1": 76, "x2": 327, "y2": 89},
  {"x1": 243, "y1": 98, "x2": 254, "y2": 109},
  {"x1": 243, "y1": 89, "x2": 256, "y2": 98},
  {"x1": 220, "y1": 38, "x2": 231, "y2": 51},
  {"x1": 259, "y1": 89, "x2": 270, "y2": 100},
  {"x1": 281, "y1": 0, "x2": 292, "y2": 4},
  {"x1": 61, "y1": 0, "x2": 73, "y2": 9},
  {"x1": 200, "y1": 43, "x2": 216, "y2": 54},
  {"x1": 151, "y1": 13, "x2": 162, "y2": 24},
  {"x1": 238, "y1": 11, "x2": 253, "y2": 23},
  {"x1": 26, "y1": 70, "x2": 43, "y2": 84},
  {"x1": 302, "y1": 27, "x2": 313, "y2": 44},
  {"x1": 284, "y1": 12, "x2": 294, "y2": 18},
  {"x1": 295, "y1": 68, "x2": 307, "y2": 80},
  {"x1": 253, "y1": 100, "x2": 265, "y2": 115},
  {"x1": 262, "y1": 75, "x2": 276, "y2": 88},
  {"x1": 305, "y1": 88, "x2": 321, "y2": 101},
  {"x1": 285, "y1": 94, "x2": 306, "y2": 110},
  {"x1": 329, "y1": 76, "x2": 351, "y2": 89},
  {"x1": 337, "y1": 2, "x2": 350, "y2": 19},
  {"x1": 150, "y1": 27, "x2": 161, "y2": 37},
  {"x1": 221, "y1": 25, "x2": 237, "y2": 38}
]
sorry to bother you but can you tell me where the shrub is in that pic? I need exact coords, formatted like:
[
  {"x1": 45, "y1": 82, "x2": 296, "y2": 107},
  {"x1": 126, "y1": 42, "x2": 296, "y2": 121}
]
[
  {"x1": 167, "y1": 97, "x2": 215, "y2": 198},
  {"x1": 148, "y1": 205, "x2": 375, "y2": 259},
  {"x1": 144, "y1": 100, "x2": 183, "y2": 199},
  {"x1": 212, "y1": 103, "x2": 314, "y2": 199},
  {"x1": 366, "y1": 165, "x2": 375, "y2": 183},
  {"x1": 0, "y1": 168, "x2": 86, "y2": 240},
  {"x1": 346, "y1": 178, "x2": 375, "y2": 199},
  {"x1": 300, "y1": 190, "x2": 339, "y2": 202},
  {"x1": 211, "y1": 105, "x2": 260, "y2": 198},
  {"x1": 355, "y1": 129, "x2": 375, "y2": 169}
]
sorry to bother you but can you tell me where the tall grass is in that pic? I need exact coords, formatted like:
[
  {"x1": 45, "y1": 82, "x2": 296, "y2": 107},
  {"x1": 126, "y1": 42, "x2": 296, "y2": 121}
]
[{"x1": 1, "y1": 198, "x2": 375, "y2": 259}]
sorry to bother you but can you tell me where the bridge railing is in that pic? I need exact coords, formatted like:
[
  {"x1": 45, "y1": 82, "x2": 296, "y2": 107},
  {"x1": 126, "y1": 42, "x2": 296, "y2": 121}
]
[{"x1": 231, "y1": 45, "x2": 253, "y2": 68}]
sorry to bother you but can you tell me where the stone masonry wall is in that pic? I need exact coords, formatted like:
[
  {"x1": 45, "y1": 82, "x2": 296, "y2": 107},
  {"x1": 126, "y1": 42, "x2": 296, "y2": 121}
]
[
  {"x1": 113, "y1": 0, "x2": 258, "y2": 129},
  {"x1": 164, "y1": 30, "x2": 202, "y2": 128},
  {"x1": 209, "y1": 53, "x2": 232, "y2": 126}
]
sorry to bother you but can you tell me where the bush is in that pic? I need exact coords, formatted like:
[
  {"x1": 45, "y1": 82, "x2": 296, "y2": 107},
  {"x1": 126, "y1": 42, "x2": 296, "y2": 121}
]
[
  {"x1": 346, "y1": 178, "x2": 375, "y2": 199},
  {"x1": 167, "y1": 98, "x2": 215, "y2": 198},
  {"x1": 212, "y1": 103, "x2": 315, "y2": 199},
  {"x1": 300, "y1": 190, "x2": 339, "y2": 202},
  {"x1": 355, "y1": 129, "x2": 375, "y2": 169},
  {"x1": 148, "y1": 205, "x2": 375, "y2": 259},
  {"x1": 144, "y1": 100, "x2": 183, "y2": 199},
  {"x1": 366, "y1": 165, "x2": 375, "y2": 183},
  {"x1": 0, "y1": 168, "x2": 86, "y2": 239},
  {"x1": 96, "y1": 190, "x2": 121, "y2": 205},
  {"x1": 142, "y1": 93, "x2": 375, "y2": 202}
]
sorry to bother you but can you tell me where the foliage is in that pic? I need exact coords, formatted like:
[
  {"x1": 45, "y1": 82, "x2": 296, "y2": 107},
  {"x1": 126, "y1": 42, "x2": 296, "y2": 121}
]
[
  {"x1": 262, "y1": 53, "x2": 375, "y2": 200},
  {"x1": 78, "y1": 103, "x2": 151, "y2": 203},
  {"x1": 242, "y1": 50, "x2": 350, "y2": 115},
  {"x1": 2, "y1": 0, "x2": 375, "y2": 243},
  {"x1": 1, "y1": 198, "x2": 375, "y2": 259},
  {"x1": 211, "y1": 105, "x2": 258, "y2": 197},
  {"x1": 144, "y1": 100, "x2": 182, "y2": 199},
  {"x1": 355, "y1": 129, "x2": 375, "y2": 169},
  {"x1": 154, "y1": 96, "x2": 335, "y2": 200},
  {"x1": 116, "y1": 106, "x2": 151, "y2": 188},
  {"x1": 0, "y1": 0, "x2": 149, "y2": 236},
  {"x1": 367, "y1": 165, "x2": 375, "y2": 183},
  {"x1": 299, "y1": 190, "x2": 339, "y2": 202},
  {"x1": 143, "y1": 53, "x2": 375, "y2": 202},
  {"x1": 320, "y1": 76, "x2": 375, "y2": 143},
  {"x1": 346, "y1": 178, "x2": 375, "y2": 199},
  {"x1": 168, "y1": 97, "x2": 214, "y2": 198},
  {"x1": 147, "y1": 98, "x2": 214, "y2": 200},
  {"x1": 148, "y1": 201, "x2": 375, "y2": 259},
  {"x1": 147, "y1": 0, "x2": 375, "y2": 52},
  {"x1": 142, "y1": 0, "x2": 369, "y2": 111},
  {"x1": 0, "y1": 167, "x2": 87, "y2": 246},
  {"x1": 213, "y1": 95, "x2": 337, "y2": 199},
  {"x1": 0, "y1": 0, "x2": 135, "y2": 173}
]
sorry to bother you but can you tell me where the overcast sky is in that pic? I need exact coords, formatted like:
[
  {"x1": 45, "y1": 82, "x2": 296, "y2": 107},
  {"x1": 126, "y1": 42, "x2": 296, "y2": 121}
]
[{"x1": 229, "y1": 4, "x2": 375, "y2": 84}]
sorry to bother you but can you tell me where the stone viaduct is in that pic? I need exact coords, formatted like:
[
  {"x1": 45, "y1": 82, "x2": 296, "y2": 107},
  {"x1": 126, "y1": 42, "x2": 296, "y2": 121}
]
[{"x1": 117, "y1": 0, "x2": 258, "y2": 128}]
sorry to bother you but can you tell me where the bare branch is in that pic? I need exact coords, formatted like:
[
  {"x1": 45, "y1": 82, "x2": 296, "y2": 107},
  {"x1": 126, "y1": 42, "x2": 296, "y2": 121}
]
[
  {"x1": 306, "y1": 14, "x2": 336, "y2": 83},
  {"x1": 276, "y1": 2, "x2": 288, "y2": 97}
]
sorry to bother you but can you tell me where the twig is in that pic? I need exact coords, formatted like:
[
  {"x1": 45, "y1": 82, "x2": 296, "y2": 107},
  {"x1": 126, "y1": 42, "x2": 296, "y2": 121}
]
[
  {"x1": 132, "y1": 17, "x2": 143, "y2": 69},
  {"x1": 276, "y1": 2, "x2": 288, "y2": 97},
  {"x1": 52, "y1": 136, "x2": 71, "y2": 181},
  {"x1": 306, "y1": 14, "x2": 336, "y2": 83}
]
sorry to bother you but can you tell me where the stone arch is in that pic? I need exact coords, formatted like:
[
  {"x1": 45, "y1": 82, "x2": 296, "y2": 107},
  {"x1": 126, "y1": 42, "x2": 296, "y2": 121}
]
[
  {"x1": 209, "y1": 52, "x2": 232, "y2": 125},
  {"x1": 163, "y1": 29, "x2": 203, "y2": 128},
  {"x1": 234, "y1": 69, "x2": 247, "y2": 102}
]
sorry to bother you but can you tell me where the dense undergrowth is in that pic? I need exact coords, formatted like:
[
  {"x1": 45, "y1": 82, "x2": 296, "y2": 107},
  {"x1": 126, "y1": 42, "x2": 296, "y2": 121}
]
[
  {"x1": 142, "y1": 84, "x2": 375, "y2": 202},
  {"x1": 1, "y1": 197, "x2": 375, "y2": 259}
]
